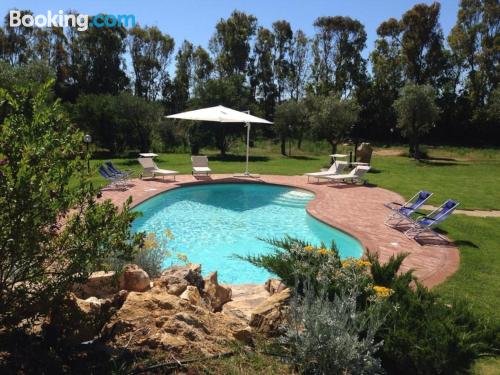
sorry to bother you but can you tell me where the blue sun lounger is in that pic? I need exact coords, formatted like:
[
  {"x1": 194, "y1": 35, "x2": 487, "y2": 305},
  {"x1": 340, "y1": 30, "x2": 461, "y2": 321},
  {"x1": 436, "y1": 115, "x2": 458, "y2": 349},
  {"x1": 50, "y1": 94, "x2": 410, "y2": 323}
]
[
  {"x1": 404, "y1": 199, "x2": 459, "y2": 240},
  {"x1": 385, "y1": 190, "x2": 433, "y2": 227},
  {"x1": 98, "y1": 165, "x2": 127, "y2": 188},
  {"x1": 105, "y1": 161, "x2": 131, "y2": 179}
]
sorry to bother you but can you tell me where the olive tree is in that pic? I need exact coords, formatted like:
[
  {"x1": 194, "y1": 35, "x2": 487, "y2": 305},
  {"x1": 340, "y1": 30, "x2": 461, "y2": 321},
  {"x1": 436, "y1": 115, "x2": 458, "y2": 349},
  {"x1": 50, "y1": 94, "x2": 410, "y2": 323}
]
[
  {"x1": 0, "y1": 81, "x2": 142, "y2": 328},
  {"x1": 274, "y1": 100, "x2": 308, "y2": 156},
  {"x1": 309, "y1": 95, "x2": 360, "y2": 154},
  {"x1": 393, "y1": 83, "x2": 439, "y2": 159}
]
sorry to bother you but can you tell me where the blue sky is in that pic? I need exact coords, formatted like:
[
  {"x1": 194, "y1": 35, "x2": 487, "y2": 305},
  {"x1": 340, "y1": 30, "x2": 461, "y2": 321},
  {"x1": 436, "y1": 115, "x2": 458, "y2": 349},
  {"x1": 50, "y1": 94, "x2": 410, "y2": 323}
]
[{"x1": 1, "y1": 0, "x2": 459, "y2": 57}]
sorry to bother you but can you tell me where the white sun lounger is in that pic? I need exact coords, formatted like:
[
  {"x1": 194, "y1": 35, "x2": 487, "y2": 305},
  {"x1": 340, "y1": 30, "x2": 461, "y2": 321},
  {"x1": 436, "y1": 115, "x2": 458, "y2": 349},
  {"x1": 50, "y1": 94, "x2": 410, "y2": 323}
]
[
  {"x1": 325, "y1": 165, "x2": 371, "y2": 184},
  {"x1": 137, "y1": 157, "x2": 179, "y2": 181},
  {"x1": 305, "y1": 161, "x2": 349, "y2": 183},
  {"x1": 191, "y1": 155, "x2": 212, "y2": 175}
]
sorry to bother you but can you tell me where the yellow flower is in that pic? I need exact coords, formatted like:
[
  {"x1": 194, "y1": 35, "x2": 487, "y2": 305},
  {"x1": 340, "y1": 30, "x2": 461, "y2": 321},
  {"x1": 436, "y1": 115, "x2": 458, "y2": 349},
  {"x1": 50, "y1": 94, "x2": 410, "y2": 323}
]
[
  {"x1": 317, "y1": 248, "x2": 329, "y2": 255},
  {"x1": 304, "y1": 245, "x2": 315, "y2": 252},
  {"x1": 373, "y1": 285, "x2": 393, "y2": 298},
  {"x1": 357, "y1": 260, "x2": 372, "y2": 268}
]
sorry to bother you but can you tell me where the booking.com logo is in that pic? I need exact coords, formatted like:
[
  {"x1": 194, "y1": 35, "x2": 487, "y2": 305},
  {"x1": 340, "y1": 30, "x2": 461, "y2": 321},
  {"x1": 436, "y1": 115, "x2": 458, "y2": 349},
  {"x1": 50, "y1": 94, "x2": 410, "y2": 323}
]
[{"x1": 9, "y1": 10, "x2": 136, "y2": 31}]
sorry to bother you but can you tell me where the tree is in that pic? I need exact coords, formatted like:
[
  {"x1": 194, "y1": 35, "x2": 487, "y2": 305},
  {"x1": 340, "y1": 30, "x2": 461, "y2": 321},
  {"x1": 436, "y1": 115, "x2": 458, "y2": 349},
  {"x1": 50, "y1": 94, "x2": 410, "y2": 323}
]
[
  {"x1": 0, "y1": 10, "x2": 34, "y2": 65},
  {"x1": 66, "y1": 16, "x2": 129, "y2": 98},
  {"x1": 209, "y1": 11, "x2": 257, "y2": 77},
  {"x1": 191, "y1": 46, "x2": 214, "y2": 89},
  {"x1": 311, "y1": 16, "x2": 367, "y2": 97},
  {"x1": 0, "y1": 81, "x2": 142, "y2": 327},
  {"x1": 251, "y1": 27, "x2": 277, "y2": 118},
  {"x1": 128, "y1": 25, "x2": 175, "y2": 101},
  {"x1": 288, "y1": 29, "x2": 310, "y2": 101},
  {"x1": 393, "y1": 84, "x2": 440, "y2": 159},
  {"x1": 272, "y1": 20, "x2": 293, "y2": 103},
  {"x1": 401, "y1": 3, "x2": 447, "y2": 85},
  {"x1": 191, "y1": 75, "x2": 253, "y2": 155},
  {"x1": 449, "y1": 0, "x2": 499, "y2": 111},
  {"x1": 72, "y1": 92, "x2": 162, "y2": 153},
  {"x1": 168, "y1": 40, "x2": 194, "y2": 113},
  {"x1": 309, "y1": 95, "x2": 360, "y2": 154},
  {"x1": 274, "y1": 100, "x2": 308, "y2": 155}
]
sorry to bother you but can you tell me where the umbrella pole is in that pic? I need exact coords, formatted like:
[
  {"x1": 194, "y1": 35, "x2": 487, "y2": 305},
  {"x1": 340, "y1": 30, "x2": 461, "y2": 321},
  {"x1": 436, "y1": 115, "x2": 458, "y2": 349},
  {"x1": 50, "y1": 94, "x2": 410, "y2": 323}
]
[{"x1": 245, "y1": 122, "x2": 250, "y2": 176}]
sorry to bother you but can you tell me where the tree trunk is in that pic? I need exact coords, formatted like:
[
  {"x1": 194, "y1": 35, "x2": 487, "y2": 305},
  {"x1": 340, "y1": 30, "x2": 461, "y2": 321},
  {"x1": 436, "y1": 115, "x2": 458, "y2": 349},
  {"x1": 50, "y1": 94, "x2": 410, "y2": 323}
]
[
  {"x1": 280, "y1": 137, "x2": 287, "y2": 156},
  {"x1": 297, "y1": 132, "x2": 303, "y2": 149},
  {"x1": 330, "y1": 141, "x2": 337, "y2": 155}
]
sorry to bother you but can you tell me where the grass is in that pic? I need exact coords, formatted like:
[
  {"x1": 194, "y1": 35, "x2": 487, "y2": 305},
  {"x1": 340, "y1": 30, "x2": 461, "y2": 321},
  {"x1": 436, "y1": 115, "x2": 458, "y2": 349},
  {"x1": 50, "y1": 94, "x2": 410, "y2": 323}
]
[{"x1": 89, "y1": 143, "x2": 500, "y2": 373}]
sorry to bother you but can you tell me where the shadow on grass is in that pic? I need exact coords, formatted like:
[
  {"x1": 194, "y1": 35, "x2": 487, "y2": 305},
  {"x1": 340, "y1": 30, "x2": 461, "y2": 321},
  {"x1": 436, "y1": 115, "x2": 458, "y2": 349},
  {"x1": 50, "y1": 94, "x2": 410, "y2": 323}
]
[
  {"x1": 418, "y1": 159, "x2": 465, "y2": 167},
  {"x1": 453, "y1": 239, "x2": 479, "y2": 249},
  {"x1": 286, "y1": 155, "x2": 319, "y2": 161},
  {"x1": 208, "y1": 154, "x2": 270, "y2": 162}
]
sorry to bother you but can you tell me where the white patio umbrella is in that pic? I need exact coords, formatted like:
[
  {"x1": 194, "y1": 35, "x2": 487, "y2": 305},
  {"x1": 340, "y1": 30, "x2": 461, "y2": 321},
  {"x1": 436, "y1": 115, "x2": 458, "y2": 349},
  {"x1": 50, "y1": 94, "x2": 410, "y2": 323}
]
[{"x1": 166, "y1": 105, "x2": 272, "y2": 177}]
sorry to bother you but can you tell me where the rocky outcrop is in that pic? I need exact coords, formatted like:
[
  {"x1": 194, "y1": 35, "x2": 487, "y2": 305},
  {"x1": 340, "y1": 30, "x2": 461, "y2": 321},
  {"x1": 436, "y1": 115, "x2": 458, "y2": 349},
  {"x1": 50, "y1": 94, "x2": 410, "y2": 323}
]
[
  {"x1": 203, "y1": 272, "x2": 232, "y2": 312},
  {"x1": 118, "y1": 264, "x2": 150, "y2": 292},
  {"x1": 180, "y1": 285, "x2": 202, "y2": 306},
  {"x1": 223, "y1": 284, "x2": 270, "y2": 321},
  {"x1": 357, "y1": 142, "x2": 373, "y2": 164},
  {"x1": 47, "y1": 291, "x2": 127, "y2": 345},
  {"x1": 101, "y1": 287, "x2": 246, "y2": 356},
  {"x1": 249, "y1": 288, "x2": 291, "y2": 336},
  {"x1": 155, "y1": 264, "x2": 204, "y2": 296}
]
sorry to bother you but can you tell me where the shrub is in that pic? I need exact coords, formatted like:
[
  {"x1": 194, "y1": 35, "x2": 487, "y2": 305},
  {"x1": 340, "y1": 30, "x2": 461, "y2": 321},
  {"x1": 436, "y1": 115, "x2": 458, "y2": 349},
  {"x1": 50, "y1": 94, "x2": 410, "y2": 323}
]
[
  {"x1": 243, "y1": 238, "x2": 499, "y2": 374},
  {"x1": 0, "y1": 81, "x2": 143, "y2": 328},
  {"x1": 284, "y1": 281, "x2": 386, "y2": 375}
]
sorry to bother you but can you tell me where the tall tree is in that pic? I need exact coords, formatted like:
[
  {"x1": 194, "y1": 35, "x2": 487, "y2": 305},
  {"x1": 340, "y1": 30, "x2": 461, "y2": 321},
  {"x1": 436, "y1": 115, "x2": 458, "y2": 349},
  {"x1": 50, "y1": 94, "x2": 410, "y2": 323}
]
[
  {"x1": 66, "y1": 16, "x2": 129, "y2": 99},
  {"x1": 400, "y1": 2, "x2": 447, "y2": 85},
  {"x1": 0, "y1": 10, "x2": 34, "y2": 65},
  {"x1": 209, "y1": 10, "x2": 257, "y2": 77},
  {"x1": 169, "y1": 40, "x2": 194, "y2": 113},
  {"x1": 272, "y1": 20, "x2": 293, "y2": 103},
  {"x1": 251, "y1": 27, "x2": 277, "y2": 118},
  {"x1": 274, "y1": 100, "x2": 308, "y2": 155},
  {"x1": 288, "y1": 29, "x2": 310, "y2": 101},
  {"x1": 192, "y1": 46, "x2": 214, "y2": 89},
  {"x1": 311, "y1": 16, "x2": 367, "y2": 97},
  {"x1": 449, "y1": 0, "x2": 500, "y2": 109},
  {"x1": 393, "y1": 83, "x2": 440, "y2": 158},
  {"x1": 128, "y1": 25, "x2": 175, "y2": 101}
]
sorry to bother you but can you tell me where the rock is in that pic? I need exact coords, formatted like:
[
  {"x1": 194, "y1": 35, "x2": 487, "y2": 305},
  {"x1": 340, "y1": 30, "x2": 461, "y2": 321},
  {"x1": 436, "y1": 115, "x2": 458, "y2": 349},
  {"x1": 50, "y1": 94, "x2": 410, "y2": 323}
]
[
  {"x1": 264, "y1": 278, "x2": 286, "y2": 296},
  {"x1": 47, "y1": 293, "x2": 109, "y2": 345},
  {"x1": 180, "y1": 286, "x2": 202, "y2": 306},
  {"x1": 223, "y1": 284, "x2": 269, "y2": 321},
  {"x1": 102, "y1": 287, "x2": 247, "y2": 357},
  {"x1": 356, "y1": 142, "x2": 373, "y2": 164},
  {"x1": 233, "y1": 327, "x2": 254, "y2": 346},
  {"x1": 203, "y1": 272, "x2": 232, "y2": 312},
  {"x1": 119, "y1": 264, "x2": 150, "y2": 292},
  {"x1": 249, "y1": 288, "x2": 291, "y2": 336},
  {"x1": 155, "y1": 264, "x2": 204, "y2": 296},
  {"x1": 73, "y1": 271, "x2": 119, "y2": 298}
]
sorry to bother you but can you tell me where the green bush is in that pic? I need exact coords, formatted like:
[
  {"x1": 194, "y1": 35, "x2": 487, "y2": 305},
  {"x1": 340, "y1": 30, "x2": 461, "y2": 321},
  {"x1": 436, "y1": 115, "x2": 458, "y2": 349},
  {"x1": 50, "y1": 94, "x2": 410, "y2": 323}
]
[
  {"x1": 0, "y1": 81, "x2": 143, "y2": 328},
  {"x1": 243, "y1": 237, "x2": 498, "y2": 374}
]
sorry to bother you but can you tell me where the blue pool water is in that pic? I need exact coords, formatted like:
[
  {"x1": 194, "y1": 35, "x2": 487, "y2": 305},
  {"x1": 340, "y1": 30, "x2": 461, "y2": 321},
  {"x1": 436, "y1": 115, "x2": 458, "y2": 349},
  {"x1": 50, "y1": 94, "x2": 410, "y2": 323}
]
[{"x1": 132, "y1": 183, "x2": 363, "y2": 284}]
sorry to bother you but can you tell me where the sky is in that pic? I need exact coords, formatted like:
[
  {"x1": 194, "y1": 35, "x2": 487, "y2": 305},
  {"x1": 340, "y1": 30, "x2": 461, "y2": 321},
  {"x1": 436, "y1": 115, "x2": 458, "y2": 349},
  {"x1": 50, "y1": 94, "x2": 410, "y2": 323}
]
[{"x1": 1, "y1": 0, "x2": 460, "y2": 58}]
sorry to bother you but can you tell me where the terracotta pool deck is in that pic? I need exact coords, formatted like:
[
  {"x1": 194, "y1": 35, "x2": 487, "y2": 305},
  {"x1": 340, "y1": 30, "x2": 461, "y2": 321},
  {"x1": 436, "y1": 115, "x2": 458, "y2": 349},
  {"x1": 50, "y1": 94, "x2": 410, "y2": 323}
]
[{"x1": 101, "y1": 174, "x2": 459, "y2": 288}]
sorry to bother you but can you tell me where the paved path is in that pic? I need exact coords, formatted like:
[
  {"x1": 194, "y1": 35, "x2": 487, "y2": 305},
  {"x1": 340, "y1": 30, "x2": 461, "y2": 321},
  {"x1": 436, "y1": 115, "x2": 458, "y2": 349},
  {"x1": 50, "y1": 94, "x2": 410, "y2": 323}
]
[
  {"x1": 101, "y1": 175, "x2": 460, "y2": 288},
  {"x1": 421, "y1": 205, "x2": 500, "y2": 218}
]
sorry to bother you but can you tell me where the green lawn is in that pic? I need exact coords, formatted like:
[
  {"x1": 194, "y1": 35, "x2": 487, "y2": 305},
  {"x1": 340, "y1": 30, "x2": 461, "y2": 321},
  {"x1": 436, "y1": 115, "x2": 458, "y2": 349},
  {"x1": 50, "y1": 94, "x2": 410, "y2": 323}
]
[{"x1": 91, "y1": 144, "x2": 500, "y2": 373}]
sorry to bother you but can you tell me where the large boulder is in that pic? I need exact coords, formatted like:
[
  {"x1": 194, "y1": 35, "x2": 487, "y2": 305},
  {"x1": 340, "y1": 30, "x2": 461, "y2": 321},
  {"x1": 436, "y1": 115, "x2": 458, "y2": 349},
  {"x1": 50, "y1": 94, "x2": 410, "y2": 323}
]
[
  {"x1": 73, "y1": 271, "x2": 119, "y2": 298},
  {"x1": 119, "y1": 264, "x2": 150, "y2": 292},
  {"x1": 155, "y1": 264, "x2": 204, "y2": 296},
  {"x1": 101, "y1": 287, "x2": 246, "y2": 357},
  {"x1": 249, "y1": 288, "x2": 291, "y2": 336},
  {"x1": 203, "y1": 272, "x2": 232, "y2": 312}
]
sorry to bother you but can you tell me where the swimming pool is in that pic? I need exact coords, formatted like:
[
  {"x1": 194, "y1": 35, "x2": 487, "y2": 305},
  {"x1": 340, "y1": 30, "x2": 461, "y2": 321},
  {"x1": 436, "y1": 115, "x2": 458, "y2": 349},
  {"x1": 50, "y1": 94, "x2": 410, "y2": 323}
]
[{"x1": 132, "y1": 183, "x2": 363, "y2": 284}]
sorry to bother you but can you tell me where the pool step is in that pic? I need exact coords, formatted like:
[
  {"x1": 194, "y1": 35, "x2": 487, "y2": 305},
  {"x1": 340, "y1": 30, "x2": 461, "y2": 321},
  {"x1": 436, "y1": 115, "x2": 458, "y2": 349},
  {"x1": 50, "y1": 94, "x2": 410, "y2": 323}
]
[{"x1": 272, "y1": 193, "x2": 313, "y2": 208}]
